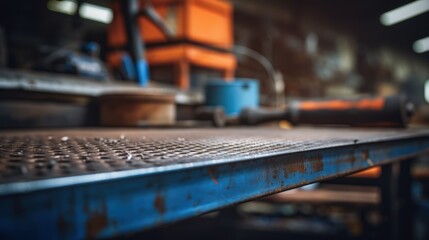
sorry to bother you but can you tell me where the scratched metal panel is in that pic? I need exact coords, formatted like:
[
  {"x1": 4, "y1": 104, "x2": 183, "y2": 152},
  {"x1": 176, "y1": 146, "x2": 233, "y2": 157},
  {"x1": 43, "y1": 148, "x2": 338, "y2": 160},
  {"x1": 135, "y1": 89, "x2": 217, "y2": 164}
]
[
  {"x1": 0, "y1": 128, "x2": 428, "y2": 186},
  {"x1": 0, "y1": 128, "x2": 429, "y2": 239}
]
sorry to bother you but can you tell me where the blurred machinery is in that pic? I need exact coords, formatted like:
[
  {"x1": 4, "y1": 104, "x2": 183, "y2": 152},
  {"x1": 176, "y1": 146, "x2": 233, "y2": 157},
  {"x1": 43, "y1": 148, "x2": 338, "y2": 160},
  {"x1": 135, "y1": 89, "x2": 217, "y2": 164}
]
[
  {"x1": 107, "y1": 0, "x2": 237, "y2": 89},
  {"x1": 205, "y1": 79, "x2": 259, "y2": 116},
  {"x1": 197, "y1": 95, "x2": 413, "y2": 128},
  {"x1": 34, "y1": 42, "x2": 109, "y2": 81}
]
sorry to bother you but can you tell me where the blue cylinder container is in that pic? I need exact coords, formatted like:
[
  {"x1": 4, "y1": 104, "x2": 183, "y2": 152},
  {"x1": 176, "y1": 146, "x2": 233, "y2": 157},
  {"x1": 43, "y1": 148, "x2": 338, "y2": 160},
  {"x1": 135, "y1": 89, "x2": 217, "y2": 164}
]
[{"x1": 205, "y1": 79, "x2": 259, "y2": 116}]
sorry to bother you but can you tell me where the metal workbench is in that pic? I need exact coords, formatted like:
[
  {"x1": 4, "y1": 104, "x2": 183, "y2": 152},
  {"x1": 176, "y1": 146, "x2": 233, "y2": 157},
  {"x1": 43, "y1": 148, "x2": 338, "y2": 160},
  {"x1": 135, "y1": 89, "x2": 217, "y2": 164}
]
[{"x1": 0, "y1": 127, "x2": 429, "y2": 239}]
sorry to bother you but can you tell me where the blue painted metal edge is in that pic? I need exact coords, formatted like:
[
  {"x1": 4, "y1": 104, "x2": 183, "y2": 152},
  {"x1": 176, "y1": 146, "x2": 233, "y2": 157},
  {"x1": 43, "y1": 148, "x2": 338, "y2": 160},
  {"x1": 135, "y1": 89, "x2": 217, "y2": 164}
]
[{"x1": 1, "y1": 137, "x2": 429, "y2": 239}]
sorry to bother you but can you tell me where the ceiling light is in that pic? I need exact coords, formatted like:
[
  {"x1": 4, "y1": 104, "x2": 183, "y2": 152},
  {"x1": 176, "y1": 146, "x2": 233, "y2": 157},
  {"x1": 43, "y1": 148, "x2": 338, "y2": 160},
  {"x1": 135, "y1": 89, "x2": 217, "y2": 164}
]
[
  {"x1": 47, "y1": 0, "x2": 77, "y2": 15},
  {"x1": 413, "y1": 36, "x2": 429, "y2": 53},
  {"x1": 380, "y1": 0, "x2": 429, "y2": 26},
  {"x1": 79, "y1": 3, "x2": 113, "y2": 24}
]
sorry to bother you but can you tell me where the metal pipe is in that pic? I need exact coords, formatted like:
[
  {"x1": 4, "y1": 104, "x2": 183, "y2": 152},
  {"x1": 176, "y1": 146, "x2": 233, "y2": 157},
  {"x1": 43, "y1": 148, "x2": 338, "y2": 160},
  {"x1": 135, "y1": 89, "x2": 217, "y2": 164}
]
[{"x1": 120, "y1": 0, "x2": 149, "y2": 86}]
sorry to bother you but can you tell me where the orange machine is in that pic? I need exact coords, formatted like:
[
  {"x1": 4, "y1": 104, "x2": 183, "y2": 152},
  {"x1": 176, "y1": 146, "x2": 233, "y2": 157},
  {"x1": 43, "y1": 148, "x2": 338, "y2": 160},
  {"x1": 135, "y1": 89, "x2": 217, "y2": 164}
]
[{"x1": 108, "y1": 0, "x2": 236, "y2": 90}]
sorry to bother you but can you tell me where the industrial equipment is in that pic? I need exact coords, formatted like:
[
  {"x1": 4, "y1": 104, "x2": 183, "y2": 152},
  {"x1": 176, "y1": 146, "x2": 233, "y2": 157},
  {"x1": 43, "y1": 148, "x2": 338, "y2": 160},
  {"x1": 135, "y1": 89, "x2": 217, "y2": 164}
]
[
  {"x1": 34, "y1": 42, "x2": 109, "y2": 81},
  {"x1": 205, "y1": 79, "x2": 259, "y2": 116},
  {"x1": 240, "y1": 95, "x2": 413, "y2": 127},
  {"x1": 198, "y1": 95, "x2": 413, "y2": 127},
  {"x1": 107, "y1": 0, "x2": 237, "y2": 89}
]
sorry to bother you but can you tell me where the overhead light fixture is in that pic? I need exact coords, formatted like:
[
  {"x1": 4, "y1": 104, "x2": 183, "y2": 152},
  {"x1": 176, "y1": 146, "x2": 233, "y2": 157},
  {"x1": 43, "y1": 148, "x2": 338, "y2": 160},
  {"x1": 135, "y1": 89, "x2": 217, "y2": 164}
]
[
  {"x1": 413, "y1": 36, "x2": 429, "y2": 53},
  {"x1": 47, "y1": 0, "x2": 113, "y2": 24},
  {"x1": 79, "y1": 3, "x2": 113, "y2": 24},
  {"x1": 47, "y1": 0, "x2": 77, "y2": 15},
  {"x1": 380, "y1": 0, "x2": 429, "y2": 26}
]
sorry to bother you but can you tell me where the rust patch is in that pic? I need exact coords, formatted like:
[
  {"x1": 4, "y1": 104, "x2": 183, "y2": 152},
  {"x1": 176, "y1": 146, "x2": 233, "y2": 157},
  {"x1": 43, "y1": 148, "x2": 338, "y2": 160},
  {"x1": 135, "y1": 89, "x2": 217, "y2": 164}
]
[
  {"x1": 283, "y1": 158, "x2": 306, "y2": 178},
  {"x1": 86, "y1": 212, "x2": 108, "y2": 239},
  {"x1": 85, "y1": 201, "x2": 108, "y2": 239},
  {"x1": 154, "y1": 193, "x2": 166, "y2": 214},
  {"x1": 309, "y1": 154, "x2": 324, "y2": 172},
  {"x1": 362, "y1": 149, "x2": 374, "y2": 166},
  {"x1": 288, "y1": 161, "x2": 306, "y2": 174},
  {"x1": 207, "y1": 167, "x2": 219, "y2": 185},
  {"x1": 272, "y1": 167, "x2": 280, "y2": 179}
]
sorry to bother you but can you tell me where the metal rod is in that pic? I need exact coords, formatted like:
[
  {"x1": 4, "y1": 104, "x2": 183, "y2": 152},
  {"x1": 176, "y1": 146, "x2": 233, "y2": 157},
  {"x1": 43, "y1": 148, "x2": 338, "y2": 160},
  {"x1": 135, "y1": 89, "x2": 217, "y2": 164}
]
[{"x1": 120, "y1": 0, "x2": 149, "y2": 86}]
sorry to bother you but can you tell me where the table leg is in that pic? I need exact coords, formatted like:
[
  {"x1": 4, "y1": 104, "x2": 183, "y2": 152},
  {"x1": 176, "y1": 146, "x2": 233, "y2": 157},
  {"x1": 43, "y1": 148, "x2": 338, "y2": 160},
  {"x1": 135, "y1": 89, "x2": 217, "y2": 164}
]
[{"x1": 380, "y1": 159, "x2": 413, "y2": 240}]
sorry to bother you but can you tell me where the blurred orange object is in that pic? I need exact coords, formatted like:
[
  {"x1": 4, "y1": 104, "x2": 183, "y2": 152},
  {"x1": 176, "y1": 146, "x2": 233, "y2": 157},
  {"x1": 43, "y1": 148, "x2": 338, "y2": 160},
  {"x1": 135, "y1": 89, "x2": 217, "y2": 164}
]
[
  {"x1": 109, "y1": 0, "x2": 233, "y2": 49},
  {"x1": 349, "y1": 167, "x2": 381, "y2": 178},
  {"x1": 108, "y1": 0, "x2": 236, "y2": 89},
  {"x1": 108, "y1": 44, "x2": 236, "y2": 89}
]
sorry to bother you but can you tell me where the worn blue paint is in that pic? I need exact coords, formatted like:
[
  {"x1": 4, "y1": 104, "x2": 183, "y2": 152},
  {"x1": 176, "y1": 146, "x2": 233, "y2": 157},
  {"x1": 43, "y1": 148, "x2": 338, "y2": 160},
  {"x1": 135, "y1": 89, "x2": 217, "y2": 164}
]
[
  {"x1": 0, "y1": 138, "x2": 429, "y2": 239},
  {"x1": 120, "y1": 55, "x2": 136, "y2": 81},
  {"x1": 136, "y1": 59, "x2": 149, "y2": 87}
]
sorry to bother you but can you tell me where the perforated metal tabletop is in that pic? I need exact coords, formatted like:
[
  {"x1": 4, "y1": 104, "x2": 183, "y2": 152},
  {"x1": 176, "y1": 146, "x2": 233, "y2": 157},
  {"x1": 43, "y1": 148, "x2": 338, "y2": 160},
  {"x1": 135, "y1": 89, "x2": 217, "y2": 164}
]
[{"x1": 0, "y1": 127, "x2": 429, "y2": 239}]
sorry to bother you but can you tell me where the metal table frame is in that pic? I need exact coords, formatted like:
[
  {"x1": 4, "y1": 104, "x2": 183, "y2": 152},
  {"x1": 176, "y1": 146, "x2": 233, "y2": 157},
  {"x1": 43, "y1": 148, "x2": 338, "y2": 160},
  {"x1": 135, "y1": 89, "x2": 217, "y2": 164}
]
[{"x1": 0, "y1": 128, "x2": 428, "y2": 239}]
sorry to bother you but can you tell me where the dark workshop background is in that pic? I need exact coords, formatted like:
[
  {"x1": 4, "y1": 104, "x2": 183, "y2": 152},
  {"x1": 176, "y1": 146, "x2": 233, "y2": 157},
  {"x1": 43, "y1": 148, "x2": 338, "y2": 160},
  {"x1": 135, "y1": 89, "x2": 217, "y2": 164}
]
[
  {"x1": 1, "y1": 0, "x2": 429, "y2": 103},
  {"x1": 1, "y1": 1, "x2": 429, "y2": 240},
  {"x1": 233, "y1": 0, "x2": 429, "y2": 108}
]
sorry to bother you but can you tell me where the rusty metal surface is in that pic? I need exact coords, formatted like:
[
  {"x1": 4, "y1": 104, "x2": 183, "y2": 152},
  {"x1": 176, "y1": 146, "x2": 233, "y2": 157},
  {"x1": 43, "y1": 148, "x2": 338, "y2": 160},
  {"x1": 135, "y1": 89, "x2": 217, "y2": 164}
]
[
  {"x1": 1, "y1": 127, "x2": 429, "y2": 239},
  {"x1": 0, "y1": 127, "x2": 428, "y2": 186}
]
